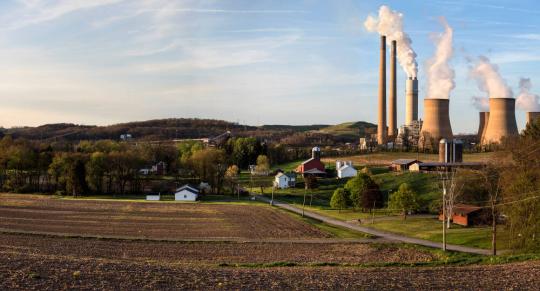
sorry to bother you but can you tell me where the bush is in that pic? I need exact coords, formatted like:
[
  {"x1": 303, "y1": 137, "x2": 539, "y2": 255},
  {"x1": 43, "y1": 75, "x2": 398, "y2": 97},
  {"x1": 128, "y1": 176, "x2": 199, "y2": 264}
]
[{"x1": 330, "y1": 188, "x2": 348, "y2": 212}]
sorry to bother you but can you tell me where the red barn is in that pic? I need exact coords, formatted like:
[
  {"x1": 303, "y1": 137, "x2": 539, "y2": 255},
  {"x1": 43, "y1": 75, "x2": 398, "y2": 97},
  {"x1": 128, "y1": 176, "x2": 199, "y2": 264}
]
[{"x1": 296, "y1": 147, "x2": 326, "y2": 176}]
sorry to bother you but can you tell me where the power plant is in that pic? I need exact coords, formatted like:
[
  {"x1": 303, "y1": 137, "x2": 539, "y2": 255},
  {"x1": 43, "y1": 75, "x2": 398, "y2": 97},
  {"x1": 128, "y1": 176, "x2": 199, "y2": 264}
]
[
  {"x1": 405, "y1": 77, "x2": 419, "y2": 126},
  {"x1": 526, "y1": 112, "x2": 540, "y2": 126},
  {"x1": 477, "y1": 112, "x2": 489, "y2": 142},
  {"x1": 482, "y1": 98, "x2": 518, "y2": 145},
  {"x1": 377, "y1": 35, "x2": 387, "y2": 145},
  {"x1": 420, "y1": 99, "x2": 453, "y2": 143},
  {"x1": 388, "y1": 40, "x2": 397, "y2": 138}
]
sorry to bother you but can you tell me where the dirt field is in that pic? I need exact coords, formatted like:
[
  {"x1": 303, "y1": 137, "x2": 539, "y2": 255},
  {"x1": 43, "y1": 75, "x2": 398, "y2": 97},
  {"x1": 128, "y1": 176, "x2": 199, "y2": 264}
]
[
  {"x1": 0, "y1": 194, "x2": 328, "y2": 240},
  {"x1": 1, "y1": 233, "x2": 538, "y2": 290}
]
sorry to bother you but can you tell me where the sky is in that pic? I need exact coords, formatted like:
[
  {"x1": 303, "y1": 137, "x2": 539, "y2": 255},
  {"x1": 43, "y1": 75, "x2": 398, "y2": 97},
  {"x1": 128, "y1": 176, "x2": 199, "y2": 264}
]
[{"x1": 0, "y1": 0, "x2": 539, "y2": 133}]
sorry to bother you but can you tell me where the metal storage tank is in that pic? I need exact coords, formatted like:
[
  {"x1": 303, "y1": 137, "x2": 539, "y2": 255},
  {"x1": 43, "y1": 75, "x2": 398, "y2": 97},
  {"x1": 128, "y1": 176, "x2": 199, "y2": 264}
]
[
  {"x1": 420, "y1": 99, "x2": 453, "y2": 145},
  {"x1": 438, "y1": 139, "x2": 451, "y2": 163},
  {"x1": 453, "y1": 139, "x2": 463, "y2": 163},
  {"x1": 405, "y1": 77, "x2": 419, "y2": 126},
  {"x1": 526, "y1": 112, "x2": 540, "y2": 126},
  {"x1": 482, "y1": 98, "x2": 518, "y2": 145},
  {"x1": 477, "y1": 112, "x2": 489, "y2": 143}
]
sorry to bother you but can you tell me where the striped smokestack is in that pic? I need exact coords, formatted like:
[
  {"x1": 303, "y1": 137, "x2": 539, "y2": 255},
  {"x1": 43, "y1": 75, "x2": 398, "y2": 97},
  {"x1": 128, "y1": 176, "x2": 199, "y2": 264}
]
[
  {"x1": 388, "y1": 40, "x2": 397, "y2": 139},
  {"x1": 377, "y1": 35, "x2": 387, "y2": 145}
]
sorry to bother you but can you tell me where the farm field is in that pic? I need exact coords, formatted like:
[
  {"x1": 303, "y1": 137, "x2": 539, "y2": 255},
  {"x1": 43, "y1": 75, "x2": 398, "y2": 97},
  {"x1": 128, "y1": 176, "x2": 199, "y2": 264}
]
[
  {"x1": 1, "y1": 234, "x2": 539, "y2": 290},
  {"x1": 0, "y1": 194, "x2": 328, "y2": 240}
]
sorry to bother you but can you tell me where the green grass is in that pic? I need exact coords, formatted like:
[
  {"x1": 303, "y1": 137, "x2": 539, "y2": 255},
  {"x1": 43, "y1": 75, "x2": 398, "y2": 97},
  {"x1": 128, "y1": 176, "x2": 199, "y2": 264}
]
[{"x1": 368, "y1": 216, "x2": 508, "y2": 250}]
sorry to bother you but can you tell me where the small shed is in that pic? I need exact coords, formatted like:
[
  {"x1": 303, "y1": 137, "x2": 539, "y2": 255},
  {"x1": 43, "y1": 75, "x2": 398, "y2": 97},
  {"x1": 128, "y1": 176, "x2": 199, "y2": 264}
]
[
  {"x1": 274, "y1": 172, "x2": 296, "y2": 189},
  {"x1": 439, "y1": 204, "x2": 491, "y2": 226},
  {"x1": 174, "y1": 185, "x2": 199, "y2": 201},
  {"x1": 390, "y1": 159, "x2": 420, "y2": 172},
  {"x1": 146, "y1": 194, "x2": 160, "y2": 201}
]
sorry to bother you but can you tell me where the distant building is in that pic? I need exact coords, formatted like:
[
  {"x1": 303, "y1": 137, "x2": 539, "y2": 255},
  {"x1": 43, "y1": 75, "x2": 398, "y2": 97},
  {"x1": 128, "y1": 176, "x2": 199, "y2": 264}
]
[
  {"x1": 120, "y1": 134, "x2": 133, "y2": 141},
  {"x1": 146, "y1": 193, "x2": 160, "y2": 201},
  {"x1": 390, "y1": 159, "x2": 420, "y2": 172},
  {"x1": 296, "y1": 147, "x2": 326, "y2": 176},
  {"x1": 439, "y1": 204, "x2": 491, "y2": 227},
  {"x1": 409, "y1": 162, "x2": 484, "y2": 172},
  {"x1": 336, "y1": 161, "x2": 357, "y2": 178},
  {"x1": 274, "y1": 172, "x2": 296, "y2": 189},
  {"x1": 151, "y1": 161, "x2": 167, "y2": 175},
  {"x1": 174, "y1": 185, "x2": 199, "y2": 201}
]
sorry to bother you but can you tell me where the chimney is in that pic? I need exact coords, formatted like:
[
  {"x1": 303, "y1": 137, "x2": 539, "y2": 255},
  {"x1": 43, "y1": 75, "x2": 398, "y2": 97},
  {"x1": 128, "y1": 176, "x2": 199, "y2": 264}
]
[
  {"x1": 420, "y1": 99, "x2": 453, "y2": 147},
  {"x1": 482, "y1": 98, "x2": 518, "y2": 145},
  {"x1": 405, "y1": 77, "x2": 419, "y2": 125},
  {"x1": 388, "y1": 40, "x2": 397, "y2": 139},
  {"x1": 526, "y1": 112, "x2": 540, "y2": 126},
  {"x1": 377, "y1": 35, "x2": 387, "y2": 145},
  {"x1": 477, "y1": 112, "x2": 489, "y2": 142}
]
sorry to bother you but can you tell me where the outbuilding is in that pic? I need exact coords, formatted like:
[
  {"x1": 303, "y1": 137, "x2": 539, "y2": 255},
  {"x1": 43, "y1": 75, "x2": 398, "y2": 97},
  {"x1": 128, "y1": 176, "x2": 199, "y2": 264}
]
[
  {"x1": 296, "y1": 147, "x2": 326, "y2": 177},
  {"x1": 274, "y1": 172, "x2": 296, "y2": 189},
  {"x1": 439, "y1": 204, "x2": 491, "y2": 226},
  {"x1": 390, "y1": 159, "x2": 420, "y2": 172},
  {"x1": 174, "y1": 185, "x2": 199, "y2": 201},
  {"x1": 336, "y1": 161, "x2": 357, "y2": 178}
]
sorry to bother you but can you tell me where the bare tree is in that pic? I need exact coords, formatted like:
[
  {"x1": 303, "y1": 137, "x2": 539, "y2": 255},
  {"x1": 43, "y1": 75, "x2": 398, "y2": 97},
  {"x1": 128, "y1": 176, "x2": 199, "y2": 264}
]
[
  {"x1": 480, "y1": 163, "x2": 503, "y2": 256},
  {"x1": 439, "y1": 168, "x2": 464, "y2": 229}
]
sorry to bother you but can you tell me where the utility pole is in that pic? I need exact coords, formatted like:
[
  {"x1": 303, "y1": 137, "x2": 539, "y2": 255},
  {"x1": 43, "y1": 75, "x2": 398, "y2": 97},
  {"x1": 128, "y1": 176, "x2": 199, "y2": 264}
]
[
  {"x1": 302, "y1": 183, "x2": 307, "y2": 217},
  {"x1": 271, "y1": 186, "x2": 274, "y2": 206},
  {"x1": 439, "y1": 170, "x2": 448, "y2": 252}
]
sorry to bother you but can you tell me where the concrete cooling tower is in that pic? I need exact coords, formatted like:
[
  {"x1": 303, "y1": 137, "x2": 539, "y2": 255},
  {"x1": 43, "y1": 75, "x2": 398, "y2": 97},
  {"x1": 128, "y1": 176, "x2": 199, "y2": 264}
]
[
  {"x1": 420, "y1": 99, "x2": 453, "y2": 143},
  {"x1": 482, "y1": 98, "x2": 518, "y2": 145},
  {"x1": 477, "y1": 112, "x2": 489, "y2": 142},
  {"x1": 526, "y1": 112, "x2": 540, "y2": 126},
  {"x1": 405, "y1": 78, "x2": 419, "y2": 126}
]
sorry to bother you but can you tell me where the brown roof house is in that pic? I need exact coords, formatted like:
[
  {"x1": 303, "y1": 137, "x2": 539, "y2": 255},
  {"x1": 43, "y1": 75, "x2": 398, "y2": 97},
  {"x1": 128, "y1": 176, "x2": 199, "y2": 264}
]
[{"x1": 439, "y1": 204, "x2": 492, "y2": 227}]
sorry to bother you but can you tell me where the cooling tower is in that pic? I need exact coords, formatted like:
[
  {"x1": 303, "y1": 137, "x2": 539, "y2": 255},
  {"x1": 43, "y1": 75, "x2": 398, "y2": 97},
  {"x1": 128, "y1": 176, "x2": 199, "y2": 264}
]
[
  {"x1": 388, "y1": 40, "x2": 397, "y2": 139},
  {"x1": 526, "y1": 112, "x2": 540, "y2": 126},
  {"x1": 482, "y1": 98, "x2": 518, "y2": 145},
  {"x1": 377, "y1": 35, "x2": 387, "y2": 145},
  {"x1": 477, "y1": 112, "x2": 489, "y2": 142},
  {"x1": 420, "y1": 98, "x2": 453, "y2": 142},
  {"x1": 405, "y1": 77, "x2": 418, "y2": 126}
]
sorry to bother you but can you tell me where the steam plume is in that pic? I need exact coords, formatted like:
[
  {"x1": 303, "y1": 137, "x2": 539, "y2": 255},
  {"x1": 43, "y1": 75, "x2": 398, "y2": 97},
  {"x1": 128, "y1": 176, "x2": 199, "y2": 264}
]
[
  {"x1": 472, "y1": 96, "x2": 489, "y2": 111},
  {"x1": 364, "y1": 5, "x2": 418, "y2": 78},
  {"x1": 426, "y1": 18, "x2": 455, "y2": 99},
  {"x1": 469, "y1": 56, "x2": 513, "y2": 101},
  {"x1": 516, "y1": 78, "x2": 540, "y2": 111}
]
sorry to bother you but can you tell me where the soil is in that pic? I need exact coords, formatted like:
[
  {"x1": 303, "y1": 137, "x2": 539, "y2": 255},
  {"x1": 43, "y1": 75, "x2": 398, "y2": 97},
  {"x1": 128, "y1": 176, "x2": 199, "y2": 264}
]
[{"x1": 0, "y1": 194, "x2": 328, "y2": 239}]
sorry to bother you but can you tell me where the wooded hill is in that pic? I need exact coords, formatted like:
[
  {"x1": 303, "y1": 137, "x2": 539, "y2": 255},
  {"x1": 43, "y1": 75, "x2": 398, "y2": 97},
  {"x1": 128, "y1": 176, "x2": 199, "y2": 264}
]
[{"x1": 0, "y1": 118, "x2": 376, "y2": 143}]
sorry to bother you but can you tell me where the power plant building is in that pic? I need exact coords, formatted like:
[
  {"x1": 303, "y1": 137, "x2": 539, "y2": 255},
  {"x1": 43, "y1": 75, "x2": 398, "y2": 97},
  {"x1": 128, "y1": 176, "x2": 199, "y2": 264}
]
[
  {"x1": 526, "y1": 112, "x2": 540, "y2": 126},
  {"x1": 482, "y1": 98, "x2": 518, "y2": 145}
]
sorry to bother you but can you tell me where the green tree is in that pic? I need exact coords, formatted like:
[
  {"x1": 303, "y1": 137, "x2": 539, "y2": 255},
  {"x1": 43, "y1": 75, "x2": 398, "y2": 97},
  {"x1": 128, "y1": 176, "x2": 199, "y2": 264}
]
[
  {"x1": 344, "y1": 173, "x2": 382, "y2": 211},
  {"x1": 225, "y1": 165, "x2": 239, "y2": 194},
  {"x1": 255, "y1": 155, "x2": 270, "y2": 175},
  {"x1": 330, "y1": 188, "x2": 348, "y2": 212},
  {"x1": 189, "y1": 148, "x2": 227, "y2": 194},
  {"x1": 388, "y1": 183, "x2": 419, "y2": 220}
]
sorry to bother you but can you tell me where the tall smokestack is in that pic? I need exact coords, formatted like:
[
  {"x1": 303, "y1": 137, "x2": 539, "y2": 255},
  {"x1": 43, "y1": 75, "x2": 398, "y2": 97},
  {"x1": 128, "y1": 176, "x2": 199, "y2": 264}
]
[
  {"x1": 388, "y1": 40, "x2": 397, "y2": 139},
  {"x1": 477, "y1": 112, "x2": 489, "y2": 142},
  {"x1": 377, "y1": 35, "x2": 387, "y2": 145},
  {"x1": 405, "y1": 77, "x2": 418, "y2": 125},
  {"x1": 482, "y1": 98, "x2": 518, "y2": 145},
  {"x1": 420, "y1": 99, "x2": 453, "y2": 146},
  {"x1": 526, "y1": 112, "x2": 540, "y2": 126}
]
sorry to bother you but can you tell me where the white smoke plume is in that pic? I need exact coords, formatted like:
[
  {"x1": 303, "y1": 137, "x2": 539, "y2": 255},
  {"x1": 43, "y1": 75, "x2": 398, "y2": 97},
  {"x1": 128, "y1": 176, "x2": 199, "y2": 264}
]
[
  {"x1": 364, "y1": 5, "x2": 418, "y2": 78},
  {"x1": 425, "y1": 17, "x2": 455, "y2": 99},
  {"x1": 516, "y1": 78, "x2": 540, "y2": 111},
  {"x1": 469, "y1": 56, "x2": 513, "y2": 102},
  {"x1": 472, "y1": 96, "x2": 489, "y2": 111}
]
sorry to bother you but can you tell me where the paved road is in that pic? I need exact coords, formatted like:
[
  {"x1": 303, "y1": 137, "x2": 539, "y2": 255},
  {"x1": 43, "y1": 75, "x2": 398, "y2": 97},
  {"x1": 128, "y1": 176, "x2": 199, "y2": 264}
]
[{"x1": 256, "y1": 195, "x2": 491, "y2": 255}]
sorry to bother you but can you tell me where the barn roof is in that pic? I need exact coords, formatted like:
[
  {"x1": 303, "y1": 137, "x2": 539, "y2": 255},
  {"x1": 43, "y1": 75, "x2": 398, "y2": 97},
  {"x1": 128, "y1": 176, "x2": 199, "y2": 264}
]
[
  {"x1": 391, "y1": 159, "x2": 420, "y2": 165},
  {"x1": 176, "y1": 184, "x2": 199, "y2": 195},
  {"x1": 453, "y1": 204, "x2": 482, "y2": 215}
]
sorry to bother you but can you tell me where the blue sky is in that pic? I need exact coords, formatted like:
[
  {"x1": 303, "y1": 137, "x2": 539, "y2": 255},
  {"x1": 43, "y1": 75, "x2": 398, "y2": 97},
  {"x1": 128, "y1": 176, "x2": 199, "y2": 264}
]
[{"x1": 0, "y1": 0, "x2": 539, "y2": 133}]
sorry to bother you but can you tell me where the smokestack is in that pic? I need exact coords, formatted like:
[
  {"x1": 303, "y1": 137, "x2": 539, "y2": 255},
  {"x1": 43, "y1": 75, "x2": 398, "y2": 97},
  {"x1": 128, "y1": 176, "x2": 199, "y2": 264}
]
[
  {"x1": 405, "y1": 77, "x2": 419, "y2": 125},
  {"x1": 388, "y1": 40, "x2": 397, "y2": 138},
  {"x1": 526, "y1": 112, "x2": 540, "y2": 126},
  {"x1": 420, "y1": 99, "x2": 453, "y2": 144},
  {"x1": 377, "y1": 35, "x2": 387, "y2": 145},
  {"x1": 482, "y1": 98, "x2": 518, "y2": 145},
  {"x1": 477, "y1": 112, "x2": 489, "y2": 142}
]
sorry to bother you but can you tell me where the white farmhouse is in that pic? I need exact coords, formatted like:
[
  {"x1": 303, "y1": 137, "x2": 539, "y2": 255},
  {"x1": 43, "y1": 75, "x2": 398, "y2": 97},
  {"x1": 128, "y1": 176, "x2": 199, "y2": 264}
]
[
  {"x1": 174, "y1": 185, "x2": 199, "y2": 201},
  {"x1": 274, "y1": 172, "x2": 296, "y2": 189},
  {"x1": 336, "y1": 161, "x2": 357, "y2": 179}
]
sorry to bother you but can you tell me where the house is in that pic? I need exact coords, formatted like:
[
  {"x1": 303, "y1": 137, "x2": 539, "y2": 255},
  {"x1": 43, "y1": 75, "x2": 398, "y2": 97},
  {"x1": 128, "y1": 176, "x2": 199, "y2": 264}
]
[
  {"x1": 146, "y1": 193, "x2": 160, "y2": 201},
  {"x1": 439, "y1": 204, "x2": 491, "y2": 226},
  {"x1": 120, "y1": 133, "x2": 133, "y2": 141},
  {"x1": 274, "y1": 172, "x2": 296, "y2": 189},
  {"x1": 296, "y1": 147, "x2": 326, "y2": 176},
  {"x1": 336, "y1": 161, "x2": 357, "y2": 178},
  {"x1": 174, "y1": 185, "x2": 199, "y2": 201},
  {"x1": 151, "y1": 161, "x2": 167, "y2": 175},
  {"x1": 390, "y1": 159, "x2": 420, "y2": 172}
]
